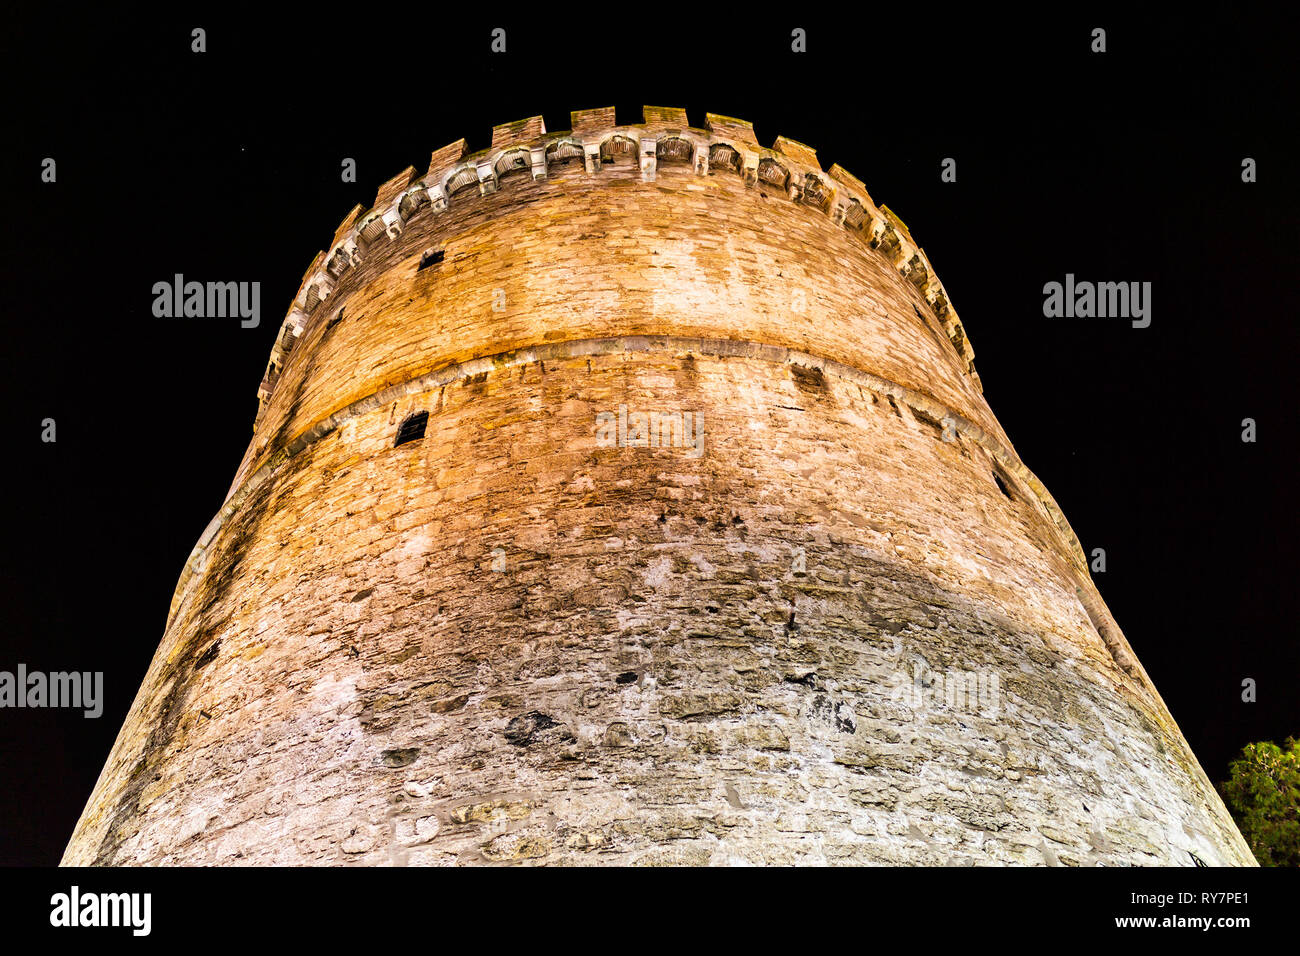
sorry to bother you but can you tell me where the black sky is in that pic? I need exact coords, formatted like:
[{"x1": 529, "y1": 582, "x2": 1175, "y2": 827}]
[{"x1": 1, "y1": 10, "x2": 1295, "y2": 866}]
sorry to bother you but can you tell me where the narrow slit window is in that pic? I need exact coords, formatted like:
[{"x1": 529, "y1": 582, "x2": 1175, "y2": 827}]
[
  {"x1": 395, "y1": 411, "x2": 429, "y2": 447},
  {"x1": 418, "y1": 248, "x2": 444, "y2": 271},
  {"x1": 992, "y1": 470, "x2": 1014, "y2": 500}
]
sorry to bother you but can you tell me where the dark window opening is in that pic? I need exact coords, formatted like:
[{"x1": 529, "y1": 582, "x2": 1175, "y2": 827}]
[
  {"x1": 395, "y1": 411, "x2": 429, "y2": 447},
  {"x1": 911, "y1": 407, "x2": 942, "y2": 430},
  {"x1": 326, "y1": 308, "x2": 344, "y2": 329},
  {"x1": 992, "y1": 470, "x2": 1014, "y2": 500},
  {"x1": 418, "y1": 249, "x2": 444, "y2": 271},
  {"x1": 195, "y1": 639, "x2": 221, "y2": 670}
]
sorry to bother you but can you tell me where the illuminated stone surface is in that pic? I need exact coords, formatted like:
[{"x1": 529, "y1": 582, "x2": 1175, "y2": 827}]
[{"x1": 63, "y1": 109, "x2": 1254, "y2": 866}]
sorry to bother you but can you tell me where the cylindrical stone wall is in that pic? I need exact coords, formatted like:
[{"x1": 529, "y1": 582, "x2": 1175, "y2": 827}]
[{"x1": 63, "y1": 108, "x2": 1254, "y2": 866}]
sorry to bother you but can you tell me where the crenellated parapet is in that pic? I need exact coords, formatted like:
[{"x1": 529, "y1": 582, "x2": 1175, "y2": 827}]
[{"x1": 253, "y1": 106, "x2": 979, "y2": 428}]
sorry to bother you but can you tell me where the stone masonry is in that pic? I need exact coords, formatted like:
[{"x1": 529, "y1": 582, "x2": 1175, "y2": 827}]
[{"x1": 62, "y1": 107, "x2": 1255, "y2": 866}]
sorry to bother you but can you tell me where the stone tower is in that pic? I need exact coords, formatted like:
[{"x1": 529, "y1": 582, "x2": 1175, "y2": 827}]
[{"x1": 64, "y1": 108, "x2": 1254, "y2": 866}]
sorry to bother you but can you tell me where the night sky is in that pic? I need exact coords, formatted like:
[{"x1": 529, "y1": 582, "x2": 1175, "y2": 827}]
[{"x1": 2, "y1": 10, "x2": 1295, "y2": 866}]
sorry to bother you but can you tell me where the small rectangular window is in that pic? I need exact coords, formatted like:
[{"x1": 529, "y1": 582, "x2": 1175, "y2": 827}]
[
  {"x1": 418, "y1": 249, "x2": 444, "y2": 271},
  {"x1": 395, "y1": 411, "x2": 429, "y2": 447},
  {"x1": 992, "y1": 469, "x2": 1014, "y2": 500}
]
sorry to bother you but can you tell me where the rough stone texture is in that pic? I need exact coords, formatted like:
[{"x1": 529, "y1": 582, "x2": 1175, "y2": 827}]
[{"x1": 63, "y1": 109, "x2": 1254, "y2": 866}]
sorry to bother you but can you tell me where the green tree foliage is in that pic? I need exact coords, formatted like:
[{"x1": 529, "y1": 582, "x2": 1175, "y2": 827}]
[{"x1": 1219, "y1": 737, "x2": 1300, "y2": 867}]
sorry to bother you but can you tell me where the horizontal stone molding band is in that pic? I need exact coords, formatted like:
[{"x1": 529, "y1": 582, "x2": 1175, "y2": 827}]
[{"x1": 180, "y1": 335, "x2": 1086, "y2": 623}]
